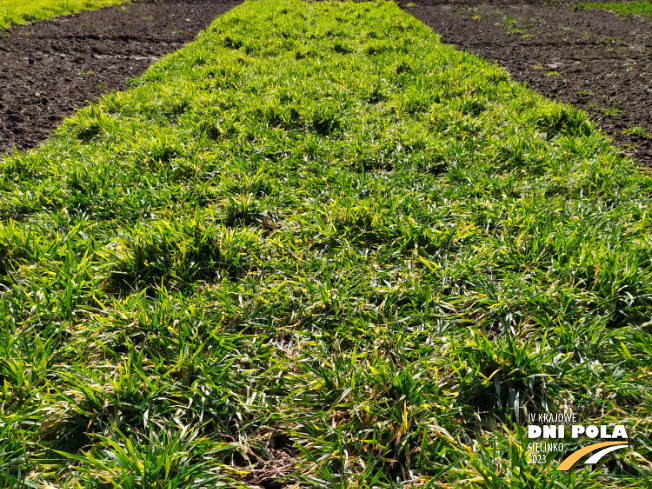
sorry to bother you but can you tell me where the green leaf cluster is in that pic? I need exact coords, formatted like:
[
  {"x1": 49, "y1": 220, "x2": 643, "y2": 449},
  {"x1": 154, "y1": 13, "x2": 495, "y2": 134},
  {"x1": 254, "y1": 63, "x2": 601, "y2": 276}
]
[{"x1": 0, "y1": 0, "x2": 650, "y2": 486}]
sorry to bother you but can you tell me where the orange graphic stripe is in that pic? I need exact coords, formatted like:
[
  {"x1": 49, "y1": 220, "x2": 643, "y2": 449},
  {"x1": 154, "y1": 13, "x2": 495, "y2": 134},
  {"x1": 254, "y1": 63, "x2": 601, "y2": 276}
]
[{"x1": 556, "y1": 441, "x2": 627, "y2": 470}]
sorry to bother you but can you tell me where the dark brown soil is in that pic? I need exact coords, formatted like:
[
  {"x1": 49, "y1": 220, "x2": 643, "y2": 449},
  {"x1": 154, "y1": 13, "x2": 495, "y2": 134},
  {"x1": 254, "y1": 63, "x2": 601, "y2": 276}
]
[
  {"x1": 0, "y1": 0, "x2": 240, "y2": 153},
  {"x1": 402, "y1": 0, "x2": 652, "y2": 166}
]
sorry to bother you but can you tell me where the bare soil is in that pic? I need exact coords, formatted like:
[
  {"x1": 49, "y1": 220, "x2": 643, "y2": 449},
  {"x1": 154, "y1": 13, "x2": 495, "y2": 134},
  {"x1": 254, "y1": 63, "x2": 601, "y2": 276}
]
[
  {"x1": 402, "y1": 0, "x2": 652, "y2": 166},
  {"x1": 0, "y1": 0, "x2": 240, "y2": 153}
]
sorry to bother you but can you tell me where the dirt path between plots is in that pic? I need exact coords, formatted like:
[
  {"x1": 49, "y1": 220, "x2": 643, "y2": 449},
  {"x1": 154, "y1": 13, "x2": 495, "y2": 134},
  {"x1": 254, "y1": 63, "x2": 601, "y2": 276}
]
[
  {"x1": 0, "y1": 0, "x2": 240, "y2": 153},
  {"x1": 403, "y1": 0, "x2": 652, "y2": 166}
]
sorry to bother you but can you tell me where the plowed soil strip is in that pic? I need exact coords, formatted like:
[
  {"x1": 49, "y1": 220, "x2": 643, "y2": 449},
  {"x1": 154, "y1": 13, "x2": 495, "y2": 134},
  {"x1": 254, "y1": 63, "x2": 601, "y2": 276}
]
[
  {"x1": 0, "y1": 0, "x2": 240, "y2": 153},
  {"x1": 403, "y1": 0, "x2": 652, "y2": 166}
]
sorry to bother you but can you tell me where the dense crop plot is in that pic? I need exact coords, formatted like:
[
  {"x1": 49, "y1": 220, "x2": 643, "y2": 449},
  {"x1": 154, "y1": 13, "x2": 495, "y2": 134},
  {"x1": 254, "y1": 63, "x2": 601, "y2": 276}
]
[
  {"x1": 580, "y1": 1, "x2": 652, "y2": 19},
  {"x1": 0, "y1": 0, "x2": 128, "y2": 28},
  {"x1": 1, "y1": 0, "x2": 651, "y2": 486}
]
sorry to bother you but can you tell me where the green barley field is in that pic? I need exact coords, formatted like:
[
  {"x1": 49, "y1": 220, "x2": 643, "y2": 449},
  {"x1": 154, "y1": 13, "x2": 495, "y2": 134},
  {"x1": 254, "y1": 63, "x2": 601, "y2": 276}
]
[
  {"x1": 1, "y1": 0, "x2": 651, "y2": 486},
  {"x1": 0, "y1": 0, "x2": 127, "y2": 28},
  {"x1": 580, "y1": 1, "x2": 652, "y2": 19}
]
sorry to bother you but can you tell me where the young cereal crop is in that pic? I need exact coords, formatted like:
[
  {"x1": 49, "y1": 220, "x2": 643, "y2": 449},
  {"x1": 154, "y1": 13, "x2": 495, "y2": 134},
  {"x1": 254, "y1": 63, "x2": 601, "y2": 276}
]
[
  {"x1": 0, "y1": 0, "x2": 129, "y2": 28},
  {"x1": 580, "y1": 1, "x2": 652, "y2": 19},
  {"x1": 0, "y1": 0, "x2": 650, "y2": 487}
]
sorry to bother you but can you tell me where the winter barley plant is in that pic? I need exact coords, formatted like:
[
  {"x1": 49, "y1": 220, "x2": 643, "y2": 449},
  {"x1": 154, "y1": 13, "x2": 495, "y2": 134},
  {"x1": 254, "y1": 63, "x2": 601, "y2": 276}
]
[{"x1": 0, "y1": 0, "x2": 650, "y2": 487}]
